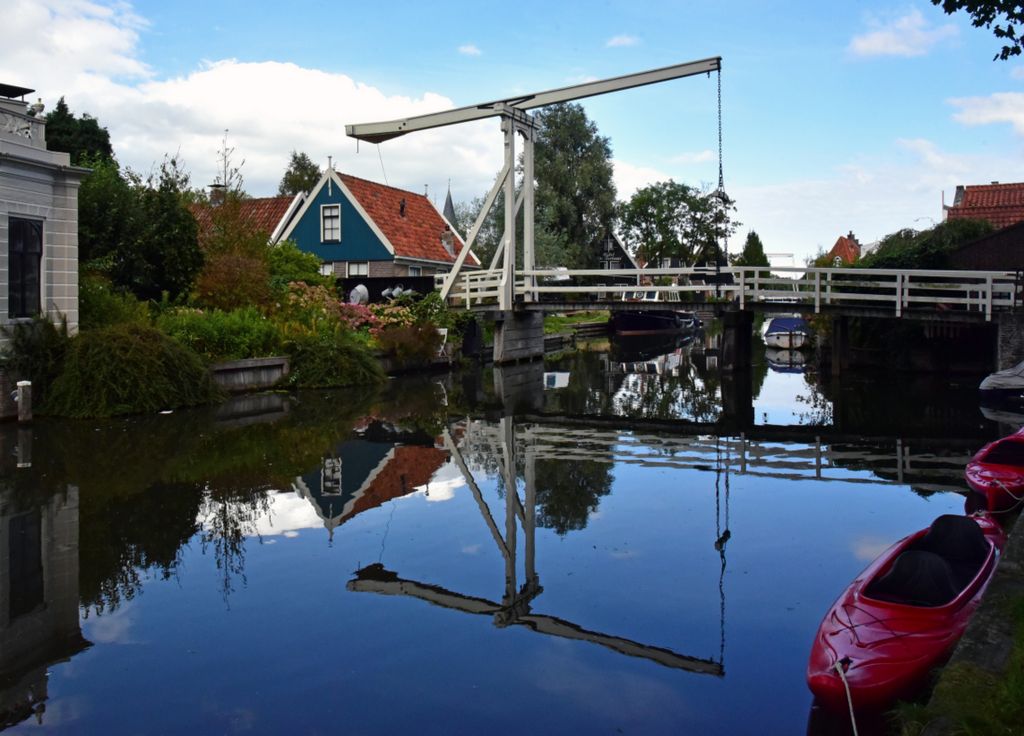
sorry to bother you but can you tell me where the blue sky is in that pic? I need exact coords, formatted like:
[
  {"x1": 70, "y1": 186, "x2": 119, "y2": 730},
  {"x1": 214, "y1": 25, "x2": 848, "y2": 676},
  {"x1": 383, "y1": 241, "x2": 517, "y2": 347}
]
[{"x1": 3, "y1": 0, "x2": 1023, "y2": 261}]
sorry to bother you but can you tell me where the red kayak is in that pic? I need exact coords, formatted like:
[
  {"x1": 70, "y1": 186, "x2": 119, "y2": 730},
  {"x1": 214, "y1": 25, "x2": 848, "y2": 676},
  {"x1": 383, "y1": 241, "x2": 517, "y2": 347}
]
[
  {"x1": 807, "y1": 514, "x2": 1006, "y2": 712},
  {"x1": 966, "y1": 429, "x2": 1024, "y2": 511}
]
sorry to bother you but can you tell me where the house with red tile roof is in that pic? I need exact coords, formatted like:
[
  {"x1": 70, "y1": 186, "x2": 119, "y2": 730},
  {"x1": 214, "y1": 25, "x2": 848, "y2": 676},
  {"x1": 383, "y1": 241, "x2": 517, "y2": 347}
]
[
  {"x1": 825, "y1": 231, "x2": 861, "y2": 266},
  {"x1": 945, "y1": 181, "x2": 1024, "y2": 229},
  {"x1": 278, "y1": 167, "x2": 478, "y2": 278},
  {"x1": 190, "y1": 193, "x2": 306, "y2": 246}
]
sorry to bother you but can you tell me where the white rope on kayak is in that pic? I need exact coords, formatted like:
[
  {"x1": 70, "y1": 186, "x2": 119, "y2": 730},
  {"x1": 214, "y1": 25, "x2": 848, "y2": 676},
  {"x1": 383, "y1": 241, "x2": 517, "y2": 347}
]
[
  {"x1": 833, "y1": 659, "x2": 859, "y2": 736},
  {"x1": 993, "y1": 478, "x2": 1024, "y2": 504}
]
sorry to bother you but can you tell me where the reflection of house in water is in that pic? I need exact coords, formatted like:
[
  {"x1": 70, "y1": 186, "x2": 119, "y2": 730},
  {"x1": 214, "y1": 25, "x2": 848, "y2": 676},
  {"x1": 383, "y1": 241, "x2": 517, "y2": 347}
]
[
  {"x1": 0, "y1": 484, "x2": 89, "y2": 728},
  {"x1": 292, "y1": 432, "x2": 449, "y2": 540}
]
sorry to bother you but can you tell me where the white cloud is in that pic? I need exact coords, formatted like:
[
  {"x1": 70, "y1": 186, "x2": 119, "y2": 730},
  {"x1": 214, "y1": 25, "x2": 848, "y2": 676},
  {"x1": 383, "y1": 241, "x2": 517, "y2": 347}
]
[
  {"x1": 612, "y1": 159, "x2": 673, "y2": 198},
  {"x1": 848, "y1": 9, "x2": 957, "y2": 58},
  {"x1": 949, "y1": 91, "x2": 1024, "y2": 134},
  {"x1": 458, "y1": 43, "x2": 482, "y2": 57},
  {"x1": 0, "y1": 2, "x2": 503, "y2": 201},
  {"x1": 1011, "y1": 66, "x2": 1024, "y2": 80},
  {"x1": 606, "y1": 34, "x2": 639, "y2": 48},
  {"x1": 0, "y1": 0, "x2": 150, "y2": 90}
]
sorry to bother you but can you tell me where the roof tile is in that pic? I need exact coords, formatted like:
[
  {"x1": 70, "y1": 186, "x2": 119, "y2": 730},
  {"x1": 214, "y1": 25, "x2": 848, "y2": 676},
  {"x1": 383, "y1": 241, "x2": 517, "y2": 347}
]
[
  {"x1": 947, "y1": 182, "x2": 1024, "y2": 229},
  {"x1": 338, "y1": 173, "x2": 478, "y2": 265}
]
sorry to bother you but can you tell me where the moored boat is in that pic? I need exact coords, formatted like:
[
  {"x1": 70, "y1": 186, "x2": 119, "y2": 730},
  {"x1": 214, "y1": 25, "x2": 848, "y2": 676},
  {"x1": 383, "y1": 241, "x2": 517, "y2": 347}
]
[
  {"x1": 807, "y1": 514, "x2": 1006, "y2": 713},
  {"x1": 610, "y1": 290, "x2": 700, "y2": 336},
  {"x1": 979, "y1": 360, "x2": 1024, "y2": 402},
  {"x1": 763, "y1": 316, "x2": 811, "y2": 350},
  {"x1": 966, "y1": 429, "x2": 1024, "y2": 511}
]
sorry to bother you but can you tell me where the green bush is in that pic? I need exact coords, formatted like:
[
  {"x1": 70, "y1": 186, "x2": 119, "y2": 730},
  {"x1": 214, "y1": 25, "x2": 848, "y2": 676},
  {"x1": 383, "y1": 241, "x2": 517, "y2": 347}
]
[
  {"x1": 269, "y1": 240, "x2": 331, "y2": 290},
  {"x1": 79, "y1": 275, "x2": 151, "y2": 329},
  {"x1": 157, "y1": 307, "x2": 283, "y2": 363},
  {"x1": 286, "y1": 328, "x2": 385, "y2": 388},
  {"x1": 376, "y1": 323, "x2": 443, "y2": 369},
  {"x1": 0, "y1": 315, "x2": 71, "y2": 403},
  {"x1": 45, "y1": 324, "x2": 223, "y2": 417}
]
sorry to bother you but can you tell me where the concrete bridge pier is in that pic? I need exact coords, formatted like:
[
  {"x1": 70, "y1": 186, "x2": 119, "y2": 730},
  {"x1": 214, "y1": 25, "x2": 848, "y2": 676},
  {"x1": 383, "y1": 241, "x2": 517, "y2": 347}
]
[
  {"x1": 995, "y1": 311, "x2": 1024, "y2": 371},
  {"x1": 720, "y1": 310, "x2": 753, "y2": 372},
  {"x1": 493, "y1": 311, "x2": 545, "y2": 364}
]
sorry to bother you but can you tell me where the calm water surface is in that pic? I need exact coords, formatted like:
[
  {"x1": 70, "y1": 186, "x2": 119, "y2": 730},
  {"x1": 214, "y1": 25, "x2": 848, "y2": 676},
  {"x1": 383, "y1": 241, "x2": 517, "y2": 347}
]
[{"x1": 0, "y1": 335, "x2": 1007, "y2": 734}]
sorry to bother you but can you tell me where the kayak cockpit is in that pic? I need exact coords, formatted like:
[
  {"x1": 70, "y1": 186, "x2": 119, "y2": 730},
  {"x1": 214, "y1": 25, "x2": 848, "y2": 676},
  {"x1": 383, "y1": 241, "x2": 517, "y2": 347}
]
[{"x1": 863, "y1": 515, "x2": 994, "y2": 608}]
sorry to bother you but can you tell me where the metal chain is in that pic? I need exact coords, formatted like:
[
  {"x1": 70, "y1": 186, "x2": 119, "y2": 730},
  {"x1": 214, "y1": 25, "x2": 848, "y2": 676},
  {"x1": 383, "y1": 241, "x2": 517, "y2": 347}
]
[{"x1": 717, "y1": 67, "x2": 724, "y2": 191}]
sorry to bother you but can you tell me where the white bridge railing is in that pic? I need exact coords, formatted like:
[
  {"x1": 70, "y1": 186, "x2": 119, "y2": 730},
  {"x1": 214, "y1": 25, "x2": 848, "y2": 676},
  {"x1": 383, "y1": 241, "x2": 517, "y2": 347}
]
[{"x1": 436, "y1": 266, "x2": 1021, "y2": 320}]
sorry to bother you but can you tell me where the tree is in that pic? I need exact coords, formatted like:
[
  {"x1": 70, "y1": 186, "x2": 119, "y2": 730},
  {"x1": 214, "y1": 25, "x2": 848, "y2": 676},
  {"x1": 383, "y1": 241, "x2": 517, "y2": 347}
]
[
  {"x1": 858, "y1": 218, "x2": 994, "y2": 270},
  {"x1": 932, "y1": 1, "x2": 1024, "y2": 59},
  {"x1": 618, "y1": 180, "x2": 738, "y2": 267},
  {"x1": 45, "y1": 98, "x2": 113, "y2": 165},
  {"x1": 534, "y1": 103, "x2": 617, "y2": 268},
  {"x1": 193, "y1": 194, "x2": 272, "y2": 310},
  {"x1": 278, "y1": 151, "x2": 321, "y2": 196},
  {"x1": 733, "y1": 230, "x2": 770, "y2": 267},
  {"x1": 78, "y1": 155, "x2": 203, "y2": 301}
]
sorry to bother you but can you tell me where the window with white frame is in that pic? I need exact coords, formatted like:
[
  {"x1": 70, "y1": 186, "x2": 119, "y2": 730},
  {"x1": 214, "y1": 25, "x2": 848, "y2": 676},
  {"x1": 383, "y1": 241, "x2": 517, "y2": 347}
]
[
  {"x1": 8, "y1": 217, "x2": 42, "y2": 319},
  {"x1": 348, "y1": 262, "x2": 368, "y2": 277},
  {"x1": 321, "y1": 204, "x2": 340, "y2": 242},
  {"x1": 408, "y1": 266, "x2": 422, "y2": 277}
]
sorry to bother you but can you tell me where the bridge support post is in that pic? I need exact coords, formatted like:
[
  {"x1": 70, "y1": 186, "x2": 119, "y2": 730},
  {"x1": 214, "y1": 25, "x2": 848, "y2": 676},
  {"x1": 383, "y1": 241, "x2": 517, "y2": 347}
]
[
  {"x1": 720, "y1": 310, "x2": 753, "y2": 371},
  {"x1": 493, "y1": 311, "x2": 545, "y2": 364},
  {"x1": 831, "y1": 316, "x2": 849, "y2": 377},
  {"x1": 995, "y1": 311, "x2": 1024, "y2": 371}
]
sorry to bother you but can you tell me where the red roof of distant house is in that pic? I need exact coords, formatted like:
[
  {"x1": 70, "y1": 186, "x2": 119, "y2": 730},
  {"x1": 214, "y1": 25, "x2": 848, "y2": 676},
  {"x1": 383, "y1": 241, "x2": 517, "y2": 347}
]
[
  {"x1": 946, "y1": 182, "x2": 1024, "y2": 229},
  {"x1": 190, "y1": 195, "x2": 299, "y2": 243},
  {"x1": 827, "y1": 234, "x2": 861, "y2": 264},
  {"x1": 338, "y1": 173, "x2": 478, "y2": 266}
]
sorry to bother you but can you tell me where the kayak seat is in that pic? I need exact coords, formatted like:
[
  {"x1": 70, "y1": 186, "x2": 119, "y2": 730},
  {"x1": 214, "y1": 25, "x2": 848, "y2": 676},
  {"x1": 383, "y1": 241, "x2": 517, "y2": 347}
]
[
  {"x1": 865, "y1": 550, "x2": 959, "y2": 607},
  {"x1": 911, "y1": 515, "x2": 990, "y2": 590}
]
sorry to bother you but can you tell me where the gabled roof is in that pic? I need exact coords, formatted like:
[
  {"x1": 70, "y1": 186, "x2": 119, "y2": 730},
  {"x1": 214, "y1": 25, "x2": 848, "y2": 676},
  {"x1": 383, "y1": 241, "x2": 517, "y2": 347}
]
[
  {"x1": 337, "y1": 172, "x2": 478, "y2": 265},
  {"x1": 281, "y1": 168, "x2": 479, "y2": 266},
  {"x1": 190, "y1": 193, "x2": 305, "y2": 244},
  {"x1": 827, "y1": 234, "x2": 860, "y2": 264},
  {"x1": 946, "y1": 182, "x2": 1024, "y2": 230}
]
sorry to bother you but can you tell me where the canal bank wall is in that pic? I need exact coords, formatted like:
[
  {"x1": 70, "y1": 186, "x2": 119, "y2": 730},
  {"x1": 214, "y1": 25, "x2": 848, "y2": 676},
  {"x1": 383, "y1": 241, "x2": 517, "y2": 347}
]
[{"x1": 920, "y1": 509, "x2": 1024, "y2": 735}]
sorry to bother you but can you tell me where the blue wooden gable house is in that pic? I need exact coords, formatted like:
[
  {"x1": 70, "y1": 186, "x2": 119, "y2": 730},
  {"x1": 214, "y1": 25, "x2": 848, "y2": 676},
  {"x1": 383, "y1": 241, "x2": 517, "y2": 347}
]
[{"x1": 279, "y1": 167, "x2": 476, "y2": 279}]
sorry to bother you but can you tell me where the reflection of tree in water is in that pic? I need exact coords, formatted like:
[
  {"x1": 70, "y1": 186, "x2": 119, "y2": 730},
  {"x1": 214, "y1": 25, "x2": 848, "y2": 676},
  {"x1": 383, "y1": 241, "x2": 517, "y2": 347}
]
[
  {"x1": 34, "y1": 388, "x2": 381, "y2": 615},
  {"x1": 197, "y1": 483, "x2": 273, "y2": 603},
  {"x1": 534, "y1": 457, "x2": 613, "y2": 535},
  {"x1": 79, "y1": 481, "x2": 202, "y2": 617},
  {"x1": 794, "y1": 371, "x2": 834, "y2": 426}
]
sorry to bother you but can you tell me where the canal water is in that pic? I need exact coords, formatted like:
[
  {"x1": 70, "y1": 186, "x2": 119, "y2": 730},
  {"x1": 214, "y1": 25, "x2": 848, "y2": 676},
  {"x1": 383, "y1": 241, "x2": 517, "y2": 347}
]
[{"x1": 0, "y1": 334, "x2": 1008, "y2": 734}]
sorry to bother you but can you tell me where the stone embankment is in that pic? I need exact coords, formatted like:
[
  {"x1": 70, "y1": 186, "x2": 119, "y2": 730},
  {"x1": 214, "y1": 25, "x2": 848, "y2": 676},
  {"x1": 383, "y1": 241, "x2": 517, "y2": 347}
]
[{"x1": 921, "y1": 509, "x2": 1023, "y2": 735}]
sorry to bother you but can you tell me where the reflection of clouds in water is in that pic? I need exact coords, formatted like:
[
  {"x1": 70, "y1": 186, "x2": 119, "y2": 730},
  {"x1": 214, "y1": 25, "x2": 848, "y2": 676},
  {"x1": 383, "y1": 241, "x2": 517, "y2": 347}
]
[
  {"x1": 415, "y1": 461, "x2": 466, "y2": 502},
  {"x1": 852, "y1": 536, "x2": 894, "y2": 561},
  {"x1": 84, "y1": 602, "x2": 138, "y2": 644},
  {"x1": 246, "y1": 491, "x2": 323, "y2": 538},
  {"x1": 532, "y1": 643, "x2": 688, "y2": 723}
]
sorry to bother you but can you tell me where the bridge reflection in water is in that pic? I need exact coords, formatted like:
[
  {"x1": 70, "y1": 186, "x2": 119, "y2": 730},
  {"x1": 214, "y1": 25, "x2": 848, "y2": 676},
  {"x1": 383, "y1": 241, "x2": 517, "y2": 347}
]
[{"x1": 347, "y1": 417, "x2": 730, "y2": 677}]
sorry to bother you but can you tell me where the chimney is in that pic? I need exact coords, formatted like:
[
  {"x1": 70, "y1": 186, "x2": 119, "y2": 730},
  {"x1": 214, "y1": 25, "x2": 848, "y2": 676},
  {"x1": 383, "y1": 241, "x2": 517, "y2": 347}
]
[
  {"x1": 208, "y1": 183, "x2": 226, "y2": 207},
  {"x1": 847, "y1": 230, "x2": 858, "y2": 245}
]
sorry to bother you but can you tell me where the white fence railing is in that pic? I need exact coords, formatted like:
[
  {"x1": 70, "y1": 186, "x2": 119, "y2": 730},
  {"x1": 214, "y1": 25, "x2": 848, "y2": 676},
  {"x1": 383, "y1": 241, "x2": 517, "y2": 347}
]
[{"x1": 439, "y1": 266, "x2": 1021, "y2": 320}]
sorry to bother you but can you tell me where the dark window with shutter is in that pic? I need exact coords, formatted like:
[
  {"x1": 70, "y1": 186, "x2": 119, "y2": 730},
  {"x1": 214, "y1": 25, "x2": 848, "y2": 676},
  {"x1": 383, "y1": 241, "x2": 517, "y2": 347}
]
[{"x1": 8, "y1": 217, "x2": 43, "y2": 318}]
